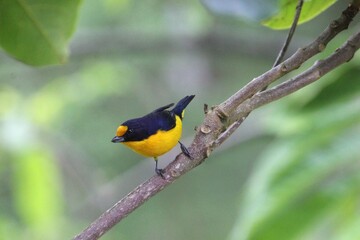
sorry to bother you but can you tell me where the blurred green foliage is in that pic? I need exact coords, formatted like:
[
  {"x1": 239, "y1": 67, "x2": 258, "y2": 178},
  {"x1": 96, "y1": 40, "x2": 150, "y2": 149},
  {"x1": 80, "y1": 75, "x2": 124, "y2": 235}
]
[
  {"x1": 0, "y1": 0, "x2": 359, "y2": 240},
  {"x1": 13, "y1": 149, "x2": 63, "y2": 240}
]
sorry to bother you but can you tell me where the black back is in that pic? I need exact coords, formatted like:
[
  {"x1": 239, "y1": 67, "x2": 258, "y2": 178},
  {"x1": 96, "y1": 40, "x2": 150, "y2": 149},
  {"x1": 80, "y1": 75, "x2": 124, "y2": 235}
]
[{"x1": 121, "y1": 108, "x2": 176, "y2": 141}]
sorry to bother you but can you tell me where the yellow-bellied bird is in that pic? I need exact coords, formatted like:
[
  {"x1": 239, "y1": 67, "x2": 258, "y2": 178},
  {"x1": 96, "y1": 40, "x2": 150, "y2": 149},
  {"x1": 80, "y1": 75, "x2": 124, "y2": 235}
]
[{"x1": 112, "y1": 95, "x2": 195, "y2": 178}]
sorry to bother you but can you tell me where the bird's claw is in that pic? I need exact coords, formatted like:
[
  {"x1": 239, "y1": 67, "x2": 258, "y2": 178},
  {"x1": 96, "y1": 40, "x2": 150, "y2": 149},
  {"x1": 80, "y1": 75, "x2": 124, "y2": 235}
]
[
  {"x1": 179, "y1": 141, "x2": 193, "y2": 160},
  {"x1": 155, "y1": 168, "x2": 166, "y2": 179}
]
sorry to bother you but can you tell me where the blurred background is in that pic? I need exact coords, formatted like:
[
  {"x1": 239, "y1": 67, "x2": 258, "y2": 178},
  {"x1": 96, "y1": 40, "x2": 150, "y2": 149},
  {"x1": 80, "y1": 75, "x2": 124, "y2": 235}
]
[{"x1": 1, "y1": 0, "x2": 360, "y2": 239}]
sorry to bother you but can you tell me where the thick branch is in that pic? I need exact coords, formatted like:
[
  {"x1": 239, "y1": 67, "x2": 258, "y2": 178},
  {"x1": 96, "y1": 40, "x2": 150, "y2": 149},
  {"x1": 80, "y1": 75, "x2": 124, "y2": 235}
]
[{"x1": 73, "y1": 2, "x2": 360, "y2": 240}]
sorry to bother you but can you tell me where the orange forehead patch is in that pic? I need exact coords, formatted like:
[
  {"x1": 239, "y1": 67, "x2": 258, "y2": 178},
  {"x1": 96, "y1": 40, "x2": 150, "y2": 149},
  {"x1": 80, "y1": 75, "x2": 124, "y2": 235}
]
[{"x1": 116, "y1": 125, "x2": 128, "y2": 136}]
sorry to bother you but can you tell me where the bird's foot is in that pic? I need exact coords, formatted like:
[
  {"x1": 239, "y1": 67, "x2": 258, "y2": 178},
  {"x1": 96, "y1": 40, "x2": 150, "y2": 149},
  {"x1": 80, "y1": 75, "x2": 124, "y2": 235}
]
[
  {"x1": 155, "y1": 168, "x2": 166, "y2": 179},
  {"x1": 179, "y1": 141, "x2": 193, "y2": 160}
]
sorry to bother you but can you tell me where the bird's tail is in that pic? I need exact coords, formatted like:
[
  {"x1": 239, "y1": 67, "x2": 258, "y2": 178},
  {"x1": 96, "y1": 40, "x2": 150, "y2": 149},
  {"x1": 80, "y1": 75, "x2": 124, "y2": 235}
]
[{"x1": 172, "y1": 95, "x2": 195, "y2": 118}]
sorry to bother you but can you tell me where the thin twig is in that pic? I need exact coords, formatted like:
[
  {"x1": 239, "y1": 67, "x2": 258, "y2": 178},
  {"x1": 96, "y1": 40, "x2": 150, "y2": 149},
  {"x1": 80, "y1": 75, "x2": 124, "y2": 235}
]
[
  {"x1": 260, "y1": 0, "x2": 303, "y2": 93},
  {"x1": 212, "y1": 116, "x2": 246, "y2": 148},
  {"x1": 273, "y1": 0, "x2": 304, "y2": 68}
]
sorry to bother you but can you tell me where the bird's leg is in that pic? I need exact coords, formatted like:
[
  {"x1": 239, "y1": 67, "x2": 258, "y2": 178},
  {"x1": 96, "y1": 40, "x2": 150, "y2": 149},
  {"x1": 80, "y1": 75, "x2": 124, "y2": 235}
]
[
  {"x1": 179, "y1": 141, "x2": 193, "y2": 160},
  {"x1": 154, "y1": 157, "x2": 165, "y2": 179}
]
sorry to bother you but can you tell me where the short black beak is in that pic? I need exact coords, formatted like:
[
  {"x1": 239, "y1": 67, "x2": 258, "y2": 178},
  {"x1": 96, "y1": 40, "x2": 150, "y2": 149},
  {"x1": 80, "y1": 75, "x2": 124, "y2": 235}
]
[{"x1": 111, "y1": 136, "x2": 125, "y2": 143}]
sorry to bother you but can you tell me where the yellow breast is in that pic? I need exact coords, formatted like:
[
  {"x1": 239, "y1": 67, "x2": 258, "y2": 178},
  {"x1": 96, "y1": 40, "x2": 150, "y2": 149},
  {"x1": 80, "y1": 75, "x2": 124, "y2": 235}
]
[{"x1": 123, "y1": 116, "x2": 182, "y2": 157}]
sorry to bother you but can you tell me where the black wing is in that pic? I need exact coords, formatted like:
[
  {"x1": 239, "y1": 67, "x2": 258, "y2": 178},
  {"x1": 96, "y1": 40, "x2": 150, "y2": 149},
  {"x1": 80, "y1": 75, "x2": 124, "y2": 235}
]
[
  {"x1": 122, "y1": 111, "x2": 176, "y2": 141},
  {"x1": 152, "y1": 103, "x2": 174, "y2": 113}
]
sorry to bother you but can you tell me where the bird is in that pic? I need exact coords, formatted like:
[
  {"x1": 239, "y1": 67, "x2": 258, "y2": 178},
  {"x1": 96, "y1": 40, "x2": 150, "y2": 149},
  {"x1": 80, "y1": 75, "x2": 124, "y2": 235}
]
[{"x1": 111, "y1": 95, "x2": 195, "y2": 178}]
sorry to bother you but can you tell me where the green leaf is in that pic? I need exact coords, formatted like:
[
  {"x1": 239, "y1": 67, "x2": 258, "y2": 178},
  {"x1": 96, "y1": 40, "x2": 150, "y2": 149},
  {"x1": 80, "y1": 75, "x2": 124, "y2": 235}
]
[
  {"x1": 0, "y1": 0, "x2": 82, "y2": 66},
  {"x1": 262, "y1": 0, "x2": 337, "y2": 30}
]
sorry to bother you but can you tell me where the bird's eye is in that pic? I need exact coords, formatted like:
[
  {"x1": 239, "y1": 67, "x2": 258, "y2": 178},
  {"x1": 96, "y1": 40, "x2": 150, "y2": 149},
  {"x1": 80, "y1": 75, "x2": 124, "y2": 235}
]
[{"x1": 128, "y1": 129, "x2": 133, "y2": 133}]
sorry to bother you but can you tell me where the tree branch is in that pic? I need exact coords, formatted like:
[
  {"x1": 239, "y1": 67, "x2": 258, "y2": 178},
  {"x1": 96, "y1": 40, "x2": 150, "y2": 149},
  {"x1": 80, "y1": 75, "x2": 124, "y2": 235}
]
[
  {"x1": 234, "y1": 30, "x2": 360, "y2": 117},
  {"x1": 219, "y1": 2, "x2": 359, "y2": 115},
  {"x1": 73, "y1": 2, "x2": 360, "y2": 240}
]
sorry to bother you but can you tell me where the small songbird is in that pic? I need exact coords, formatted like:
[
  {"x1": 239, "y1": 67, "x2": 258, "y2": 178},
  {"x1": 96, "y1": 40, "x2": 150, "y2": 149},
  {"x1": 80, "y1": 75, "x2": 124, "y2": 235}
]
[{"x1": 111, "y1": 95, "x2": 195, "y2": 178}]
